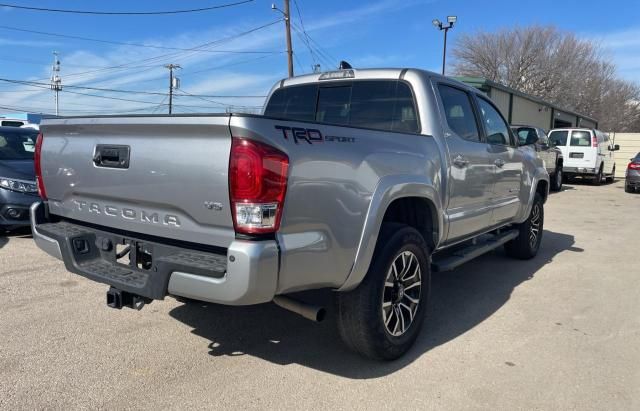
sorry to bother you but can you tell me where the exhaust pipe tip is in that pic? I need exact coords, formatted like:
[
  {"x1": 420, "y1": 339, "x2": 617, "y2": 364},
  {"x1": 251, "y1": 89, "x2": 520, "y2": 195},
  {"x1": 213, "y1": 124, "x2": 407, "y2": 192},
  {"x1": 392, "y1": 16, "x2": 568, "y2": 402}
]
[{"x1": 273, "y1": 295, "x2": 326, "y2": 323}]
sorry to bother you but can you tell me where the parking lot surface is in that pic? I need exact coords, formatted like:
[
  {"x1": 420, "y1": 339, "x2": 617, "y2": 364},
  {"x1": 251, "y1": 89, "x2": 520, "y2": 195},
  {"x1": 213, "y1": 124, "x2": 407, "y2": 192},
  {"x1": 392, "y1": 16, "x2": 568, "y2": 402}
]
[{"x1": 1, "y1": 181, "x2": 639, "y2": 410}]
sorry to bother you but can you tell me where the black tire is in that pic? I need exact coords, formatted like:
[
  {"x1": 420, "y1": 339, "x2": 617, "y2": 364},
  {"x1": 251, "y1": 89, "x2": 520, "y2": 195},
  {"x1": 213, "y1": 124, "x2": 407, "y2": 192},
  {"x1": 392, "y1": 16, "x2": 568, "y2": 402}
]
[
  {"x1": 606, "y1": 166, "x2": 616, "y2": 183},
  {"x1": 593, "y1": 166, "x2": 604, "y2": 186},
  {"x1": 550, "y1": 167, "x2": 563, "y2": 192},
  {"x1": 335, "y1": 224, "x2": 430, "y2": 360},
  {"x1": 505, "y1": 193, "x2": 544, "y2": 260},
  {"x1": 625, "y1": 183, "x2": 634, "y2": 193}
]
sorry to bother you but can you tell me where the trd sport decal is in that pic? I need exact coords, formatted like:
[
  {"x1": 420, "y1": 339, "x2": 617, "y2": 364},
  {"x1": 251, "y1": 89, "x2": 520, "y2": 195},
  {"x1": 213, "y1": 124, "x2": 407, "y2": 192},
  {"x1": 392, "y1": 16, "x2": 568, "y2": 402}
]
[{"x1": 275, "y1": 125, "x2": 356, "y2": 145}]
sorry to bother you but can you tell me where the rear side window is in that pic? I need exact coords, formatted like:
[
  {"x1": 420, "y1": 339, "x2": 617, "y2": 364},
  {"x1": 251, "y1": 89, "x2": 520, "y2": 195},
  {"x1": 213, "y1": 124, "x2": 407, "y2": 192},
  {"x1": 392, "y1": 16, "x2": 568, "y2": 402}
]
[
  {"x1": 438, "y1": 84, "x2": 480, "y2": 142},
  {"x1": 549, "y1": 130, "x2": 568, "y2": 146},
  {"x1": 570, "y1": 131, "x2": 592, "y2": 147},
  {"x1": 264, "y1": 80, "x2": 419, "y2": 133}
]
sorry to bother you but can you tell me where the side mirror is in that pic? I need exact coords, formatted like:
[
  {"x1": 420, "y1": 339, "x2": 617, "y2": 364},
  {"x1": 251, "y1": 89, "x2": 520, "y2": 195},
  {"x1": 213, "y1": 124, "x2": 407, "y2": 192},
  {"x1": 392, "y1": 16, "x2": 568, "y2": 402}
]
[{"x1": 614, "y1": 144, "x2": 620, "y2": 151}]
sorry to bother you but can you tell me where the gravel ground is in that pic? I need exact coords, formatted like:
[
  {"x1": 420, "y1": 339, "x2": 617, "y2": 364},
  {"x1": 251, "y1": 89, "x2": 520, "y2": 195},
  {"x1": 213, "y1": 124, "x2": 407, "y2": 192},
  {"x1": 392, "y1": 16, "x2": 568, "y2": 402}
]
[{"x1": 1, "y1": 180, "x2": 639, "y2": 410}]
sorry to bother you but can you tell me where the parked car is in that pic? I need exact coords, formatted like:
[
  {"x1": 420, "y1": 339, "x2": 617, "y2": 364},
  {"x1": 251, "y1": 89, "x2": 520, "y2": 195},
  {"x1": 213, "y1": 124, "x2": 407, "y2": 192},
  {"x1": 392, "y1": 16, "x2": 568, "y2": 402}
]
[
  {"x1": 31, "y1": 68, "x2": 550, "y2": 360},
  {"x1": 0, "y1": 126, "x2": 40, "y2": 232},
  {"x1": 625, "y1": 152, "x2": 640, "y2": 193},
  {"x1": 548, "y1": 128, "x2": 619, "y2": 184},
  {"x1": 511, "y1": 125, "x2": 563, "y2": 191}
]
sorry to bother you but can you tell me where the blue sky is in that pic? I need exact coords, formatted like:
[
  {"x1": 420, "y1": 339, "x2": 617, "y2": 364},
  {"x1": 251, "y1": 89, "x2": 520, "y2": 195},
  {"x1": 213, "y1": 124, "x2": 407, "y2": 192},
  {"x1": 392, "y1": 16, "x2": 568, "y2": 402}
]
[{"x1": 1, "y1": 0, "x2": 639, "y2": 115}]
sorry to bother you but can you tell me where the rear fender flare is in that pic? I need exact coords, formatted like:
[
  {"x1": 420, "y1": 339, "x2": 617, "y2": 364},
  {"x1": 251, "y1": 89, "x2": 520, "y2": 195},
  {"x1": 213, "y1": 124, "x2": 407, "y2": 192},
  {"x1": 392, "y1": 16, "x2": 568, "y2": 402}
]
[
  {"x1": 516, "y1": 167, "x2": 549, "y2": 223},
  {"x1": 338, "y1": 175, "x2": 442, "y2": 291}
]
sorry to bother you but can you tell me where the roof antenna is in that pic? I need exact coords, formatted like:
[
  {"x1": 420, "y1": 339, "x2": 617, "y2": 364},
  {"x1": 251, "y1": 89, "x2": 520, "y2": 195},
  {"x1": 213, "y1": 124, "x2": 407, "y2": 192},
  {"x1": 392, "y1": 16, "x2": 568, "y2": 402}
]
[{"x1": 338, "y1": 60, "x2": 352, "y2": 70}]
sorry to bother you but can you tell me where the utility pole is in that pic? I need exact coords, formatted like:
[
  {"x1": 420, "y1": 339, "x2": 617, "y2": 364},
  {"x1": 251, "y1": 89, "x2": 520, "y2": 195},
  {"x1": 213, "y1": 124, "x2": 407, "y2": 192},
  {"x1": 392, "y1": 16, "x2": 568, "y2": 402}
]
[
  {"x1": 272, "y1": 2, "x2": 294, "y2": 77},
  {"x1": 50, "y1": 51, "x2": 62, "y2": 116},
  {"x1": 164, "y1": 64, "x2": 181, "y2": 114}
]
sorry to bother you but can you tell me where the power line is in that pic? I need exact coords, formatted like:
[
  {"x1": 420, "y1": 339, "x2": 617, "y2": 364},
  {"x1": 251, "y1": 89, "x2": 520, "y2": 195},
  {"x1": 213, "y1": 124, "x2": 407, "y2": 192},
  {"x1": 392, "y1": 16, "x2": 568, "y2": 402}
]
[
  {"x1": 29, "y1": 19, "x2": 283, "y2": 82},
  {"x1": 0, "y1": 78, "x2": 266, "y2": 98},
  {"x1": 291, "y1": 23, "x2": 338, "y2": 69},
  {"x1": 175, "y1": 89, "x2": 262, "y2": 109},
  {"x1": 292, "y1": 0, "x2": 318, "y2": 67},
  {"x1": 0, "y1": 1, "x2": 254, "y2": 15},
  {"x1": 0, "y1": 25, "x2": 282, "y2": 54}
]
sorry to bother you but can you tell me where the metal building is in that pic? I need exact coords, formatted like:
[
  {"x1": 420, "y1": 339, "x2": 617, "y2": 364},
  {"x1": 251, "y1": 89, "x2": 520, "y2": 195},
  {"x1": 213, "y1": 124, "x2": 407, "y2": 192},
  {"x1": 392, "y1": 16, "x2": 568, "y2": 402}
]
[{"x1": 456, "y1": 77, "x2": 598, "y2": 131}]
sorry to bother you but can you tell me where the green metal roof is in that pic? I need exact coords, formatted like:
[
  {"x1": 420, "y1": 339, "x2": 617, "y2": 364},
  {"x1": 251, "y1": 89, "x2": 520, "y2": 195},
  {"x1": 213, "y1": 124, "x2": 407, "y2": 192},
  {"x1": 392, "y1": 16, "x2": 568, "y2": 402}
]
[{"x1": 454, "y1": 76, "x2": 598, "y2": 125}]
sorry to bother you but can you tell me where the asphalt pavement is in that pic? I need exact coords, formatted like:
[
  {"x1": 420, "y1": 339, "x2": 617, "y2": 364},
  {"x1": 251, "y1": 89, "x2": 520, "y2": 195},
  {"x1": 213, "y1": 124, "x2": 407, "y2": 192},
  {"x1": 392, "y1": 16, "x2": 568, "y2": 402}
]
[{"x1": 1, "y1": 180, "x2": 639, "y2": 410}]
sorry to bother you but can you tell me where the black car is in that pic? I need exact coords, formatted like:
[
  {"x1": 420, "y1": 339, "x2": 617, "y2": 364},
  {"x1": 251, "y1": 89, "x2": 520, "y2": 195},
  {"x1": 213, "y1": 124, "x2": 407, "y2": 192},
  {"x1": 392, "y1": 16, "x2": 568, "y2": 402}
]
[{"x1": 0, "y1": 126, "x2": 40, "y2": 232}]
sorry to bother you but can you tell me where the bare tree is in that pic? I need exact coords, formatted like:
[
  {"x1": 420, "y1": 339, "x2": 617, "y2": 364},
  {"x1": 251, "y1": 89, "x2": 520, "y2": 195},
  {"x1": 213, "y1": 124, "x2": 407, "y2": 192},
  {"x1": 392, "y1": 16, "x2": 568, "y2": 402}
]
[{"x1": 452, "y1": 25, "x2": 640, "y2": 131}]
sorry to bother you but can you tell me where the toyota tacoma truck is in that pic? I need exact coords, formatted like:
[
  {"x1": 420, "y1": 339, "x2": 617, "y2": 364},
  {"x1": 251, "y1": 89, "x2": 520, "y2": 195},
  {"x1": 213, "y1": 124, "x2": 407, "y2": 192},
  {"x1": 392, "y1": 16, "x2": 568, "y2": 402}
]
[{"x1": 31, "y1": 68, "x2": 549, "y2": 360}]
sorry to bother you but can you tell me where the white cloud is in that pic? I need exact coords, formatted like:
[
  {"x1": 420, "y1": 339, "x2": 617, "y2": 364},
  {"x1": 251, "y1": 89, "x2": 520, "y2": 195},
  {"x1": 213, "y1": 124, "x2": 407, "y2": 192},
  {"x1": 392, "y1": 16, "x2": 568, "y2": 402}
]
[
  {"x1": 588, "y1": 26, "x2": 640, "y2": 84},
  {"x1": 0, "y1": 37, "x2": 59, "y2": 47},
  {"x1": 2, "y1": 0, "x2": 427, "y2": 115}
]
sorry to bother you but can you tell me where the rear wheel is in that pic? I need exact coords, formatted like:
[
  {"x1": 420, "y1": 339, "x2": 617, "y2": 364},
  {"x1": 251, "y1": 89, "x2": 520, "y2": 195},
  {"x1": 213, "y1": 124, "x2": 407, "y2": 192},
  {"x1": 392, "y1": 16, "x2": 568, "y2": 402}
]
[
  {"x1": 625, "y1": 183, "x2": 634, "y2": 193},
  {"x1": 505, "y1": 193, "x2": 544, "y2": 260},
  {"x1": 606, "y1": 165, "x2": 616, "y2": 183},
  {"x1": 550, "y1": 167, "x2": 563, "y2": 192},
  {"x1": 593, "y1": 166, "x2": 604, "y2": 186},
  {"x1": 336, "y1": 224, "x2": 430, "y2": 360}
]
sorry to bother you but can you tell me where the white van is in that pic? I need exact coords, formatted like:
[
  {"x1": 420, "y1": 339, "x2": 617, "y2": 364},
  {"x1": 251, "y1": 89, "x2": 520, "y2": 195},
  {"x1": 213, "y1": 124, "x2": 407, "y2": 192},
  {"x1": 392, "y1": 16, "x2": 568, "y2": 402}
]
[{"x1": 548, "y1": 128, "x2": 619, "y2": 184}]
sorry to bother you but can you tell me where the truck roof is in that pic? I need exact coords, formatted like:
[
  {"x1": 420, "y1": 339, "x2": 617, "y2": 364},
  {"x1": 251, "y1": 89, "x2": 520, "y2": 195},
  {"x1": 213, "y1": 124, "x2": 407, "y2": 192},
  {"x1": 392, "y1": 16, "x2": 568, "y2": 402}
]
[{"x1": 276, "y1": 67, "x2": 474, "y2": 92}]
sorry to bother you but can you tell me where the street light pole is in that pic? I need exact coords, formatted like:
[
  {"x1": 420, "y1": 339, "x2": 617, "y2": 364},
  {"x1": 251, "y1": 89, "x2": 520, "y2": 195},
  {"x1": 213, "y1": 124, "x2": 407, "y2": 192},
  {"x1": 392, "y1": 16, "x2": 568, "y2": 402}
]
[{"x1": 432, "y1": 16, "x2": 457, "y2": 76}]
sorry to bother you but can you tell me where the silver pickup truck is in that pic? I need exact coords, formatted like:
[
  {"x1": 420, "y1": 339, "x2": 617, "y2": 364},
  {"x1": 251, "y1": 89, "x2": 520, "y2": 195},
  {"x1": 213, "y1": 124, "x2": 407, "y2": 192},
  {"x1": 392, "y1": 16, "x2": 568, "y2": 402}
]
[{"x1": 31, "y1": 68, "x2": 549, "y2": 360}]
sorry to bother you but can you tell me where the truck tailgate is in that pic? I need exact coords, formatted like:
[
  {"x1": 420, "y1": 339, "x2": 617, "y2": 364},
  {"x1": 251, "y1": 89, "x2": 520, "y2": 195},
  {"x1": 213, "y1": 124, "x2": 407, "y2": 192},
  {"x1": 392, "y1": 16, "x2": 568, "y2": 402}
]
[{"x1": 39, "y1": 115, "x2": 235, "y2": 248}]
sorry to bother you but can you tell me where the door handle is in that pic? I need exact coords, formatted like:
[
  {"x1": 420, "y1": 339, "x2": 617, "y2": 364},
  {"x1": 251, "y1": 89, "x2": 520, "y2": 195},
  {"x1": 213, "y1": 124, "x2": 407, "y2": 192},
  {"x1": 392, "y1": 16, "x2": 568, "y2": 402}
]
[
  {"x1": 494, "y1": 158, "x2": 505, "y2": 168},
  {"x1": 453, "y1": 155, "x2": 469, "y2": 168}
]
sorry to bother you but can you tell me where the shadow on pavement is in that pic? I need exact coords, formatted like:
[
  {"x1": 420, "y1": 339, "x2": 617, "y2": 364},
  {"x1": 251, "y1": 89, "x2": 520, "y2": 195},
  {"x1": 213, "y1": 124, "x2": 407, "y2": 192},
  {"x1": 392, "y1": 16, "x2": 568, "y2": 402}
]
[
  {"x1": 170, "y1": 229, "x2": 579, "y2": 379},
  {"x1": 0, "y1": 227, "x2": 32, "y2": 249}
]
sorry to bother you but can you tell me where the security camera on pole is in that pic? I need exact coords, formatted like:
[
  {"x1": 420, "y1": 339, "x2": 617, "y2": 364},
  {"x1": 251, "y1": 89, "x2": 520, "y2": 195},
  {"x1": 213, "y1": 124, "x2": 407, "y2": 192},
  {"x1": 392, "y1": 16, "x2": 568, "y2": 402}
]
[{"x1": 432, "y1": 16, "x2": 457, "y2": 76}]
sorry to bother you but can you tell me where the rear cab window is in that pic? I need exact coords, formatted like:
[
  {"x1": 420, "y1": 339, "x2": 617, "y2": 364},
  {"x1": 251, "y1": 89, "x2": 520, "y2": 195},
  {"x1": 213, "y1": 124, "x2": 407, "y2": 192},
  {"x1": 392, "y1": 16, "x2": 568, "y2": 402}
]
[
  {"x1": 513, "y1": 127, "x2": 537, "y2": 146},
  {"x1": 549, "y1": 130, "x2": 568, "y2": 147},
  {"x1": 264, "y1": 80, "x2": 420, "y2": 133}
]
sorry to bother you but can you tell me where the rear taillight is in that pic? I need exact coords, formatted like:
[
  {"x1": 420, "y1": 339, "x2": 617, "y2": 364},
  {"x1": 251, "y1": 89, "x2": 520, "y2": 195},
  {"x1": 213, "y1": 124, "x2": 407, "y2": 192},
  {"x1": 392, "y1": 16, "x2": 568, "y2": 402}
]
[
  {"x1": 34, "y1": 132, "x2": 47, "y2": 200},
  {"x1": 229, "y1": 137, "x2": 289, "y2": 235},
  {"x1": 628, "y1": 162, "x2": 640, "y2": 170},
  {"x1": 592, "y1": 135, "x2": 598, "y2": 147}
]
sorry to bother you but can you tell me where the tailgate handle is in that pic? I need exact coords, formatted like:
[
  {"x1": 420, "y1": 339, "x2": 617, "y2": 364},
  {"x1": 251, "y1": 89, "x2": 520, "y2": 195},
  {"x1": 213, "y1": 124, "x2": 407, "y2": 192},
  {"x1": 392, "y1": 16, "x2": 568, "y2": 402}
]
[{"x1": 93, "y1": 145, "x2": 130, "y2": 169}]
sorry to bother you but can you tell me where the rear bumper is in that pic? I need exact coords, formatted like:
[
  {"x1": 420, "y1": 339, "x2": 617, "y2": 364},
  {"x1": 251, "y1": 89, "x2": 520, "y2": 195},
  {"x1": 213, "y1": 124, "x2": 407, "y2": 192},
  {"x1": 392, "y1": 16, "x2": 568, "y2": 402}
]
[
  {"x1": 626, "y1": 173, "x2": 640, "y2": 187},
  {"x1": 564, "y1": 166, "x2": 597, "y2": 175},
  {"x1": 30, "y1": 202, "x2": 279, "y2": 305}
]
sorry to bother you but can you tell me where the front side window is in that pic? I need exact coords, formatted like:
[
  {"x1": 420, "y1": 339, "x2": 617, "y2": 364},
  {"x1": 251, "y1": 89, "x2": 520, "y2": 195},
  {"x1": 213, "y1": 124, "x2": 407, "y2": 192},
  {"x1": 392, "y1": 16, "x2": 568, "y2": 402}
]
[
  {"x1": 438, "y1": 84, "x2": 480, "y2": 142},
  {"x1": 477, "y1": 97, "x2": 511, "y2": 146}
]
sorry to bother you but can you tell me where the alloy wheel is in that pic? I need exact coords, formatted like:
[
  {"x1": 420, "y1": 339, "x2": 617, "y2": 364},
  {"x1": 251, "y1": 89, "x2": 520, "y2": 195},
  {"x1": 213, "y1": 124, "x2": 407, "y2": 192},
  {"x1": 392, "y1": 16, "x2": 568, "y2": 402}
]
[
  {"x1": 529, "y1": 203, "x2": 541, "y2": 249},
  {"x1": 382, "y1": 251, "x2": 422, "y2": 337}
]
